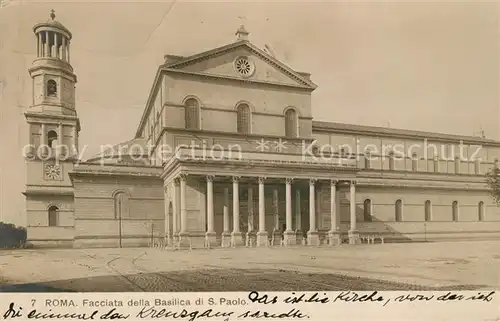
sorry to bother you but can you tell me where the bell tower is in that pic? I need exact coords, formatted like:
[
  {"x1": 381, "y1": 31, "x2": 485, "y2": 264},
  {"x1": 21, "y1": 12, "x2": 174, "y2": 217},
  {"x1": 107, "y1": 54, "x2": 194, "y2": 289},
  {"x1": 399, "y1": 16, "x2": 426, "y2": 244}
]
[
  {"x1": 25, "y1": 9, "x2": 79, "y2": 162},
  {"x1": 24, "y1": 10, "x2": 79, "y2": 247}
]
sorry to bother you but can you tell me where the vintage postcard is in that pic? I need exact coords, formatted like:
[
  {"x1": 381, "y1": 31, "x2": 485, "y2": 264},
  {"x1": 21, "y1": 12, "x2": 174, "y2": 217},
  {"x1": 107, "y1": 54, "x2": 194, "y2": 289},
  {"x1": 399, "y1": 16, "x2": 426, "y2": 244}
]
[{"x1": 0, "y1": 0, "x2": 498, "y2": 320}]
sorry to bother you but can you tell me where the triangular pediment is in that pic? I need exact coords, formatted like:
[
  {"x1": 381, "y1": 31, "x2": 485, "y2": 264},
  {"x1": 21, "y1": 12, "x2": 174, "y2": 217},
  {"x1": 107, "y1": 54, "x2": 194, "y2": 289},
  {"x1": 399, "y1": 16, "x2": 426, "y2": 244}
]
[{"x1": 163, "y1": 41, "x2": 316, "y2": 89}]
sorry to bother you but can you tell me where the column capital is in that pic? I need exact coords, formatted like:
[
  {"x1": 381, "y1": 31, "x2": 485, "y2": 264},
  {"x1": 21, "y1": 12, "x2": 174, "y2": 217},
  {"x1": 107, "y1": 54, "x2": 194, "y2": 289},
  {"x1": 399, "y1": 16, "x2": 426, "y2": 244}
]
[
  {"x1": 232, "y1": 176, "x2": 241, "y2": 183},
  {"x1": 179, "y1": 173, "x2": 188, "y2": 181},
  {"x1": 173, "y1": 177, "x2": 180, "y2": 186},
  {"x1": 285, "y1": 177, "x2": 294, "y2": 184},
  {"x1": 350, "y1": 180, "x2": 357, "y2": 186},
  {"x1": 330, "y1": 179, "x2": 339, "y2": 186},
  {"x1": 309, "y1": 178, "x2": 317, "y2": 186},
  {"x1": 258, "y1": 176, "x2": 266, "y2": 184},
  {"x1": 206, "y1": 175, "x2": 215, "y2": 182}
]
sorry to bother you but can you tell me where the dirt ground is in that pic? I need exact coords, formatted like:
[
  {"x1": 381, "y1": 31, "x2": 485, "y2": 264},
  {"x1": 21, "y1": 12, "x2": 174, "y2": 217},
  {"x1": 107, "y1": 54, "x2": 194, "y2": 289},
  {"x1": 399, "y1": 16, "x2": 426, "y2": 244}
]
[{"x1": 0, "y1": 240, "x2": 498, "y2": 292}]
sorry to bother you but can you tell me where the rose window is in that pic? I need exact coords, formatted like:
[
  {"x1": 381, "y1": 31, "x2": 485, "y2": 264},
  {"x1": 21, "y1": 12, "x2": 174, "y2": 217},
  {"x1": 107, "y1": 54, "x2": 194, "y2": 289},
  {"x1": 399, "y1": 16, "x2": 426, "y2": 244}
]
[{"x1": 234, "y1": 57, "x2": 254, "y2": 77}]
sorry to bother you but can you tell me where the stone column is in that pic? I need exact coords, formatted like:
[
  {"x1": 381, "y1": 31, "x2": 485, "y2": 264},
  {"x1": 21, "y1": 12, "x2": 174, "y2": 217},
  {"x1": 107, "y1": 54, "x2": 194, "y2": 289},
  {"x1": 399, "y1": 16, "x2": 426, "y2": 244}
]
[
  {"x1": 247, "y1": 185, "x2": 254, "y2": 232},
  {"x1": 67, "y1": 40, "x2": 70, "y2": 63},
  {"x1": 40, "y1": 124, "x2": 47, "y2": 157},
  {"x1": 307, "y1": 179, "x2": 320, "y2": 245},
  {"x1": 178, "y1": 174, "x2": 189, "y2": 247},
  {"x1": 295, "y1": 188, "x2": 302, "y2": 244},
  {"x1": 172, "y1": 178, "x2": 179, "y2": 243},
  {"x1": 37, "y1": 33, "x2": 42, "y2": 57},
  {"x1": 348, "y1": 180, "x2": 359, "y2": 244},
  {"x1": 72, "y1": 126, "x2": 78, "y2": 158},
  {"x1": 163, "y1": 186, "x2": 171, "y2": 244},
  {"x1": 58, "y1": 122, "x2": 63, "y2": 159},
  {"x1": 44, "y1": 32, "x2": 50, "y2": 57},
  {"x1": 231, "y1": 176, "x2": 243, "y2": 246},
  {"x1": 328, "y1": 180, "x2": 341, "y2": 245},
  {"x1": 62, "y1": 37, "x2": 67, "y2": 61},
  {"x1": 272, "y1": 187, "x2": 281, "y2": 244},
  {"x1": 205, "y1": 175, "x2": 216, "y2": 247},
  {"x1": 256, "y1": 177, "x2": 268, "y2": 246},
  {"x1": 246, "y1": 184, "x2": 254, "y2": 245},
  {"x1": 221, "y1": 186, "x2": 231, "y2": 247},
  {"x1": 284, "y1": 178, "x2": 295, "y2": 245},
  {"x1": 54, "y1": 33, "x2": 59, "y2": 58}
]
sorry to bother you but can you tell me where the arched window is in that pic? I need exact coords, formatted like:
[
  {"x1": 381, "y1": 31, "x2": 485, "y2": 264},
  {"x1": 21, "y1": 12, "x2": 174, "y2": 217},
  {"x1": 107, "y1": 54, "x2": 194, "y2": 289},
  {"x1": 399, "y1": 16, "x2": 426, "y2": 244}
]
[
  {"x1": 452, "y1": 201, "x2": 458, "y2": 221},
  {"x1": 363, "y1": 199, "x2": 372, "y2": 222},
  {"x1": 395, "y1": 199, "x2": 402, "y2": 221},
  {"x1": 411, "y1": 153, "x2": 418, "y2": 171},
  {"x1": 47, "y1": 79, "x2": 57, "y2": 97},
  {"x1": 184, "y1": 98, "x2": 199, "y2": 130},
  {"x1": 424, "y1": 200, "x2": 431, "y2": 221},
  {"x1": 284, "y1": 108, "x2": 298, "y2": 138},
  {"x1": 47, "y1": 130, "x2": 58, "y2": 148},
  {"x1": 48, "y1": 206, "x2": 58, "y2": 226},
  {"x1": 236, "y1": 103, "x2": 251, "y2": 134},
  {"x1": 478, "y1": 201, "x2": 484, "y2": 221},
  {"x1": 114, "y1": 192, "x2": 129, "y2": 219},
  {"x1": 388, "y1": 152, "x2": 395, "y2": 170}
]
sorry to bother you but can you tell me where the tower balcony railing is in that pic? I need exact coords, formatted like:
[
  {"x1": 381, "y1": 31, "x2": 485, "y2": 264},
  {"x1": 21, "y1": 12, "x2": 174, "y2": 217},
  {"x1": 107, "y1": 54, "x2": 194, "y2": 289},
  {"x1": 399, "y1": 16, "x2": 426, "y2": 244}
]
[{"x1": 164, "y1": 146, "x2": 357, "y2": 169}]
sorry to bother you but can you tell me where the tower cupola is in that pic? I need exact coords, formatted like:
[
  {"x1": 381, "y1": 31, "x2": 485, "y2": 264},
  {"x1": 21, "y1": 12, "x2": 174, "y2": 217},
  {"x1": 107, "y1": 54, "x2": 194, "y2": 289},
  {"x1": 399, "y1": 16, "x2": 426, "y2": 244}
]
[
  {"x1": 29, "y1": 9, "x2": 77, "y2": 116},
  {"x1": 33, "y1": 9, "x2": 72, "y2": 67}
]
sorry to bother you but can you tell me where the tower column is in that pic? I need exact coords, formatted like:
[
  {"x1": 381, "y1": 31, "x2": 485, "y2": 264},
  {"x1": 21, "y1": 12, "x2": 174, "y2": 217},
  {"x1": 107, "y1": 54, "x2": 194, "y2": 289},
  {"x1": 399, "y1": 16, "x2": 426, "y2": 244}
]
[
  {"x1": 58, "y1": 122, "x2": 63, "y2": 158},
  {"x1": 40, "y1": 124, "x2": 47, "y2": 157},
  {"x1": 71, "y1": 126, "x2": 78, "y2": 158},
  {"x1": 61, "y1": 37, "x2": 67, "y2": 61},
  {"x1": 283, "y1": 178, "x2": 294, "y2": 245},
  {"x1": 231, "y1": 176, "x2": 243, "y2": 247},
  {"x1": 37, "y1": 33, "x2": 42, "y2": 57},
  {"x1": 44, "y1": 31, "x2": 49, "y2": 57},
  {"x1": 256, "y1": 177, "x2": 267, "y2": 246},
  {"x1": 307, "y1": 179, "x2": 319, "y2": 245},
  {"x1": 54, "y1": 33, "x2": 58, "y2": 58}
]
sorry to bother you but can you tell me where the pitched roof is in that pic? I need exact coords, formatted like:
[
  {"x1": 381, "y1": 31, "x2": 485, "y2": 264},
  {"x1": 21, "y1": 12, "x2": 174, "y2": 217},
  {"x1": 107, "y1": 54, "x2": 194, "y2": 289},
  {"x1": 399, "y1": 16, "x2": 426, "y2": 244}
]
[{"x1": 163, "y1": 40, "x2": 317, "y2": 89}]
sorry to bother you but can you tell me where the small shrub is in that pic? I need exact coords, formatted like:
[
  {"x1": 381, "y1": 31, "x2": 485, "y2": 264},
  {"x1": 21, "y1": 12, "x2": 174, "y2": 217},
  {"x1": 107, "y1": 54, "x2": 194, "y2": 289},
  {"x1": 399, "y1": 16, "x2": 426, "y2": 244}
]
[{"x1": 0, "y1": 222, "x2": 27, "y2": 249}]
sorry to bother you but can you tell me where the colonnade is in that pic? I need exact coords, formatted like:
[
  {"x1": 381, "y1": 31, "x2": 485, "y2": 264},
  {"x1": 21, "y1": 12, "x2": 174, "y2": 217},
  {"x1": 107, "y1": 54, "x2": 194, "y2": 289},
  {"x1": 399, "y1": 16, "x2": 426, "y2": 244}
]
[
  {"x1": 166, "y1": 174, "x2": 360, "y2": 247},
  {"x1": 36, "y1": 30, "x2": 70, "y2": 62}
]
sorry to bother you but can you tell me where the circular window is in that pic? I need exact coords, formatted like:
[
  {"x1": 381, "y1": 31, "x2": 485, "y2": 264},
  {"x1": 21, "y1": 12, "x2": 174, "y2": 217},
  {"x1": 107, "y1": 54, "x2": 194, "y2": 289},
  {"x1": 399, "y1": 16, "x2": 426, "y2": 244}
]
[{"x1": 234, "y1": 56, "x2": 255, "y2": 77}]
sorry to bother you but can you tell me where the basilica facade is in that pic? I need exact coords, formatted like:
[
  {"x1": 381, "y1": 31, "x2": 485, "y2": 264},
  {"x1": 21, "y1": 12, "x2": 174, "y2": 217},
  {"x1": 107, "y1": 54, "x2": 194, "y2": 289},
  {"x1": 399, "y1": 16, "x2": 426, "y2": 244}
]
[{"x1": 24, "y1": 13, "x2": 500, "y2": 248}]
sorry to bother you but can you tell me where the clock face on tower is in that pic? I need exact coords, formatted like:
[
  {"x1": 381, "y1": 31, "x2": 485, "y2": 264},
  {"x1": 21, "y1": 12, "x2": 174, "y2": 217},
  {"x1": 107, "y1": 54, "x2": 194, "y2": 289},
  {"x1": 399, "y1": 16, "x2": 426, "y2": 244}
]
[{"x1": 44, "y1": 162, "x2": 62, "y2": 181}]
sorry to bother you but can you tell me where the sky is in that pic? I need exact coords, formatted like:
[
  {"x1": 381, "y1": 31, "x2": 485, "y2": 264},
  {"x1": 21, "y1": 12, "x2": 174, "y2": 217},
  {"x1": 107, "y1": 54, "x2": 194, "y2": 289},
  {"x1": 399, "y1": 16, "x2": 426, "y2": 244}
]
[{"x1": 0, "y1": 0, "x2": 499, "y2": 226}]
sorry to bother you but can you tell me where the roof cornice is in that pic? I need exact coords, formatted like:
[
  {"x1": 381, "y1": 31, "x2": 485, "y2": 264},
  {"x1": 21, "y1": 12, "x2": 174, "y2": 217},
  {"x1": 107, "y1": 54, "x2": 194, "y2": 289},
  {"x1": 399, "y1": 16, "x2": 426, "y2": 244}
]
[
  {"x1": 312, "y1": 121, "x2": 500, "y2": 146},
  {"x1": 134, "y1": 67, "x2": 163, "y2": 138},
  {"x1": 163, "y1": 68, "x2": 315, "y2": 91}
]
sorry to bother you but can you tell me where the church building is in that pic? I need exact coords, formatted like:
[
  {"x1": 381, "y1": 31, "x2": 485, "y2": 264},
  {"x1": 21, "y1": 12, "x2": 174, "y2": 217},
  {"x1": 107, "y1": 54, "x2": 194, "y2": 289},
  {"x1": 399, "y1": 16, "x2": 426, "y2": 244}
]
[{"x1": 24, "y1": 12, "x2": 500, "y2": 248}]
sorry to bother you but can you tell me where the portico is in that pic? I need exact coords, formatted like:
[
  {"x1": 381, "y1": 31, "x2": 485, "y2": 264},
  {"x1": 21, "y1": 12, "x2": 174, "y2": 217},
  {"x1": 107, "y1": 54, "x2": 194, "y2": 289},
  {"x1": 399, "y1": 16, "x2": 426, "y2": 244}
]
[{"x1": 161, "y1": 147, "x2": 360, "y2": 248}]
